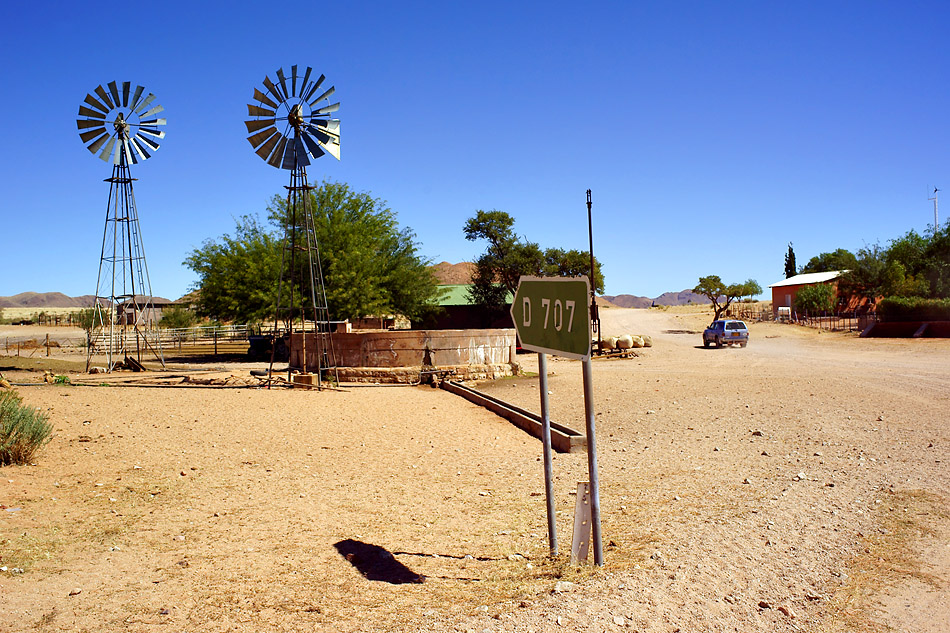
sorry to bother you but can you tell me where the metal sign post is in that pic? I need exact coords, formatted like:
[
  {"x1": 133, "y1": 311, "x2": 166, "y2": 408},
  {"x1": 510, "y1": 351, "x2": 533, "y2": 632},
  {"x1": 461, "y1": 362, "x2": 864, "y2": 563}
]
[
  {"x1": 511, "y1": 276, "x2": 603, "y2": 566},
  {"x1": 538, "y1": 352, "x2": 557, "y2": 556}
]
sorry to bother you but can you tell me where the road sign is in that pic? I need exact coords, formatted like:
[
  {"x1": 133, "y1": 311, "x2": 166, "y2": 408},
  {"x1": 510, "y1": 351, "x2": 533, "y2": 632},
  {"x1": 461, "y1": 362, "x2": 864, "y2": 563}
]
[{"x1": 510, "y1": 276, "x2": 591, "y2": 360}]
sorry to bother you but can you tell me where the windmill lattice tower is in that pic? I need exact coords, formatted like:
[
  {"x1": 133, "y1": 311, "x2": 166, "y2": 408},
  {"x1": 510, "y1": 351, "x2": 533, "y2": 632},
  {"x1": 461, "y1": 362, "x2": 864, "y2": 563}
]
[
  {"x1": 245, "y1": 65, "x2": 341, "y2": 387},
  {"x1": 77, "y1": 81, "x2": 166, "y2": 372}
]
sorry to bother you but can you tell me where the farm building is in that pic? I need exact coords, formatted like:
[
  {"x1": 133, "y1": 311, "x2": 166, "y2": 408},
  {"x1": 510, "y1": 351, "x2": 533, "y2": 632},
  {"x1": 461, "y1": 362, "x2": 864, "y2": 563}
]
[
  {"x1": 415, "y1": 284, "x2": 514, "y2": 330},
  {"x1": 768, "y1": 271, "x2": 845, "y2": 317}
]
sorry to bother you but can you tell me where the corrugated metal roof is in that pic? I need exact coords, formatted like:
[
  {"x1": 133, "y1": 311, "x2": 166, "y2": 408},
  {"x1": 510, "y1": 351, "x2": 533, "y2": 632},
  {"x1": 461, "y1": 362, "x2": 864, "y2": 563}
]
[{"x1": 768, "y1": 270, "x2": 846, "y2": 288}]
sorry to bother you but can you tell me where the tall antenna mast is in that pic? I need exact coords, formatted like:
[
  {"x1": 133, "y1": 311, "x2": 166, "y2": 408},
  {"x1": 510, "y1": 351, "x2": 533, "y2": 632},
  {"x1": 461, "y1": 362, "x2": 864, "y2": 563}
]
[{"x1": 929, "y1": 187, "x2": 940, "y2": 238}]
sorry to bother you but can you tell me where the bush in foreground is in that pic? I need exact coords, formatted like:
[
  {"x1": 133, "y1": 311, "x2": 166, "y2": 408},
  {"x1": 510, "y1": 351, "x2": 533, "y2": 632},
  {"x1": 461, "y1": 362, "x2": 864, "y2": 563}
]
[{"x1": 0, "y1": 389, "x2": 53, "y2": 465}]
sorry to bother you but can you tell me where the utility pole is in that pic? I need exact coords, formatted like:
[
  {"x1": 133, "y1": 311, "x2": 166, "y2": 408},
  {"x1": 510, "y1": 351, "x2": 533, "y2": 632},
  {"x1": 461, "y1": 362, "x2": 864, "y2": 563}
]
[
  {"x1": 586, "y1": 189, "x2": 601, "y2": 353},
  {"x1": 929, "y1": 187, "x2": 940, "y2": 238}
]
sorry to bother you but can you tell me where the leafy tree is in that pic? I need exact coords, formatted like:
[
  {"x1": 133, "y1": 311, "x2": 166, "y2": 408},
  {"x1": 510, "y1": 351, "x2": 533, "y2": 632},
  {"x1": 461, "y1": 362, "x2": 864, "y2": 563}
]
[
  {"x1": 800, "y1": 248, "x2": 858, "y2": 274},
  {"x1": 186, "y1": 181, "x2": 441, "y2": 324},
  {"x1": 693, "y1": 276, "x2": 762, "y2": 321},
  {"x1": 793, "y1": 283, "x2": 836, "y2": 314},
  {"x1": 463, "y1": 210, "x2": 604, "y2": 313},
  {"x1": 159, "y1": 306, "x2": 197, "y2": 329},
  {"x1": 784, "y1": 243, "x2": 797, "y2": 278},
  {"x1": 185, "y1": 215, "x2": 282, "y2": 324},
  {"x1": 837, "y1": 244, "x2": 887, "y2": 303}
]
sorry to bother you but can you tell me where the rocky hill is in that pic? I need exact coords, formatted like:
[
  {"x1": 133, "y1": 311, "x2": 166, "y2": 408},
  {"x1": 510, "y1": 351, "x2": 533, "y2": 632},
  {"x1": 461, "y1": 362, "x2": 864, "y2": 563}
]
[{"x1": 0, "y1": 292, "x2": 97, "y2": 308}]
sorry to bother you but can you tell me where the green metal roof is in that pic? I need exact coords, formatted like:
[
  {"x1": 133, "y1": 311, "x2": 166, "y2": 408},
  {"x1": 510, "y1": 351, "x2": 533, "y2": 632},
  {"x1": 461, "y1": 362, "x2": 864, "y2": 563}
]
[{"x1": 437, "y1": 284, "x2": 512, "y2": 306}]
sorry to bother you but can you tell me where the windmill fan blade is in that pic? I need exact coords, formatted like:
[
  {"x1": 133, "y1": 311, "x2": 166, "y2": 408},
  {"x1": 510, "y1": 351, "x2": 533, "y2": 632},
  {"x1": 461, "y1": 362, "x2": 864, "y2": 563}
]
[
  {"x1": 267, "y1": 136, "x2": 289, "y2": 168},
  {"x1": 140, "y1": 104, "x2": 164, "y2": 119},
  {"x1": 253, "y1": 88, "x2": 279, "y2": 110},
  {"x1": 300, "y1": 67, "x2": 312, "y2": 96},
  {"x1": 79, "y1": 127, "x2": 107, "y2": 142},
  {"x1": 133, "y1": 93, "x2": 156, "y2": 115},
  {"x1": 309, "y1": 86, "x2": 335, "y2": 107},
  {"x1": 99, "y1": 137, "x2": 117, "y2": 162},
  {"x1": 303, "y1": 74, "x2": 325, "y2": 102},
  {"x1": 121, "y1": 82, "x2": 131, "y2": 107},
  {"x1": 137, "y1": 118, "x2": 167, "y2": 127},
  {"x1": 88, "y1": 133, "x2": 110, "y2": 153},
  {"x1": 247, "y1": 127, "x2": 278, "y2": 148},
  {"x1": 108, "y1": 81, "x2": 121, "y2": 108},
  {"x1": 135, "y1": 132, "x2": 161, "y2": 151},
  {"x1": 247, "y1": 104, "x2": 276, "y2": 118},
  {"x1": 255, "y1": 132, "x2": 282, "y2": 162},
  {"x1": 245, "y1": 118, "x2": 276, "y2": 133},
  {"x1": 313, "y1": 102, "x2": 340, "y2": 115},
  {"x1": 121, "y1": 138, "x2": 134, "y2": 165},
  {"x1": 306, "y1": 124, "x2": 340, "y2": 159},
  {"x1": 311, "y1": 118, "x2": 340, "y2": 135},
  {"x1": 129, "y1": 137, "x2": 149, "y2": 161},
  {"x1": 281, "y1": 138, "x2": 302, "y2": 169},
  {"x1": 77, "y1": 119, "x2": 106, "y2": 130},
  {"x1": 291, "y1": 64, "x2": 298, "y2": 97},
  {"x1": 138, "y1": 127, "x2": 166, "y2": 139},
  {"x1": 129, "y1": 85, "x2": 145, "y2": 111},
  {"x1": 95, "y1": 85, "x2": 115, "y2": 109},
  {"x1": 85, "y1": 93, "x2": 110, "y2": 114},
  {"x1": 79, "y1": 105, "x2": 106, "y2": 119},
  {"x1": 262, "y1": 76, "x2": 282, "y2": 103},
  {"x1": 302, "y1": 131, "x2": 325, "y2": 159},
  {"x1": 276, "y1": 68, "x2": 290, "y2": 100},
  {"x1": 294, "y1": 135, "x2": 311, "y2": 167}
]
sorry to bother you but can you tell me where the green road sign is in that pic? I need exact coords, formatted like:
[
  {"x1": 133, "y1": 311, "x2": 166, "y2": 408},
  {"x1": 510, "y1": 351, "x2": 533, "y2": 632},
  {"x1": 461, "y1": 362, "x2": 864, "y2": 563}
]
[{"x1": 510, "y1": 276, "x2": 591, "y2": 360}]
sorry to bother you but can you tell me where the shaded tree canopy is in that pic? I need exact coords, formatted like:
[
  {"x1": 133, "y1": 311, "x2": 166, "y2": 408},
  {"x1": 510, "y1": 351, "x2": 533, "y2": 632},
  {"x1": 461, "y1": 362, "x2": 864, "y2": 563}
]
[
  {"x1": 463, "y1": 209, "x2": 604, "y2": 311},
  {"x1": 793, "y1": 283, "x2": 836, "y2": 314},
  {"x1": 185, "y1": 181, "x2": 442, "y2": 324},
  {"x1": 800, "y1": 248, "x2": 858, "y2": 274},
  {"x1": 693, "y1": 275, "x2": 762, "y2": 321}
]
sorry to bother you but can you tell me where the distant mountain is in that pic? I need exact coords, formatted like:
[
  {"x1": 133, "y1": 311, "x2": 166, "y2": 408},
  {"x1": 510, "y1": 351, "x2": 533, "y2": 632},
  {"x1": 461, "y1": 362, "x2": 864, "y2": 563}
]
[
  {"x1": 430, "y1": 261, "x2": 475, "y2": 285},
  {"x1": 602, "y1": 289, "x2": 711, "y2": 308},
  {"x1": 0, "y1": 292, "x2": 97, "y2": 308},
  {"x1": 0, "y1": 292, "x2": 173, "y2": 309}
]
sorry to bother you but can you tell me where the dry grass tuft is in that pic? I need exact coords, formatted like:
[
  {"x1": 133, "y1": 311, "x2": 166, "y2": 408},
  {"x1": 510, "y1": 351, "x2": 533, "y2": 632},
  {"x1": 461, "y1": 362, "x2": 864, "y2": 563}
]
[{"x1": 825, "y1": 489, "x2": 948, "y2": 632}]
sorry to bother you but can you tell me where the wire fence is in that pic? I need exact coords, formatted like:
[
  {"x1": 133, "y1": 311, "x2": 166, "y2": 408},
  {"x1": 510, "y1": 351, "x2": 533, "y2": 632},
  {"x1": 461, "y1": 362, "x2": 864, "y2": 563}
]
[{"x1": 2, "y1": 324, "x2": 252, "y2": 359}]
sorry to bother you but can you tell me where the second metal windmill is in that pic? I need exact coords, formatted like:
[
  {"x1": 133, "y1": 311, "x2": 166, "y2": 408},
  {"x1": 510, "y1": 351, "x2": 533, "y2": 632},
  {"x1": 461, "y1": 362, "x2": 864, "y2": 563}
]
[{"x1": 245, "y1": 65, "x2": 341, "y2": 387}]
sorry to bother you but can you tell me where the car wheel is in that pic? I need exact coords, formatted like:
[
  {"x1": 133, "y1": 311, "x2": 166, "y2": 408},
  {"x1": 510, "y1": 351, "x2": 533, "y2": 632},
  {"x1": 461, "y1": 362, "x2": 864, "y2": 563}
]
[
  {"x1": 740, "y1": 342, "x2": 747, "y2": 347},
  {"x1": 703, "y1": 338, "x2": 710, "y2": 348},
  {"x1": 715, "y1": 336, "x2": 723, "y2": 348}
]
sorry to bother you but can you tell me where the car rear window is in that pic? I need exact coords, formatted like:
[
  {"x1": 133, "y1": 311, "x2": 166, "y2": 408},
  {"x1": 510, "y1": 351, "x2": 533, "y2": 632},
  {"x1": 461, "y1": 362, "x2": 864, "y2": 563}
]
[{"x1": 726, "y1": 321, "x2": 747, "y2": 330}]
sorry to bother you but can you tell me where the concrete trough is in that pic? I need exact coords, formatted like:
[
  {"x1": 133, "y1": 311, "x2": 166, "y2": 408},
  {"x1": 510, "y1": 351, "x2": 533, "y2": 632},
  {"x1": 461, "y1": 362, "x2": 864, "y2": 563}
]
[{"x1": 290, "y1": 328, "x2": 518, "y2": 382}]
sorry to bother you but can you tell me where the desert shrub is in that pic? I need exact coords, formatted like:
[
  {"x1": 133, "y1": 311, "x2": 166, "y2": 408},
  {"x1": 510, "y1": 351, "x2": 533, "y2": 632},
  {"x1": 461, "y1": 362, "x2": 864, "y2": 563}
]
[
  {"x1": 159, "y1": 306, "x2": 197, "y2": 329},
  {"x1": 877, "y1": 297, "x2": 950, "y2": 322},
  {"x1": 0, "y1": 389, "x2": 53, "y2": 466}
]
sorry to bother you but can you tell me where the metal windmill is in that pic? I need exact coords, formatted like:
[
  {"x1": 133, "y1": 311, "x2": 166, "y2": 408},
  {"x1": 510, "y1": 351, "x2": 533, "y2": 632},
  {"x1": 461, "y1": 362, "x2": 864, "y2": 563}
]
[
  {"x1": 245, "y1": 65, "x2": 341, "y2": 387},
  {"x1": 77, "y1": 81, "x2": 166, "y2": 372}
]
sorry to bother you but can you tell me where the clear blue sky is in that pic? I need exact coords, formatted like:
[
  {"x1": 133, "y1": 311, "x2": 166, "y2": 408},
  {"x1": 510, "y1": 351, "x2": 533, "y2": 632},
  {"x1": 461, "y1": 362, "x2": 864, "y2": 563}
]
[{"x1": 3, "y1": 2, "x2": 948, "y2": 300}]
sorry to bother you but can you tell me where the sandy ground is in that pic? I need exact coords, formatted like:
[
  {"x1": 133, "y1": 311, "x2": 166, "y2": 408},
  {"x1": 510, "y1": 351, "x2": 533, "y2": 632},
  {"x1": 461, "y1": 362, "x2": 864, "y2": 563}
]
[{"x1": 1, "y1": 308, "x2": 948, "y2": 632}]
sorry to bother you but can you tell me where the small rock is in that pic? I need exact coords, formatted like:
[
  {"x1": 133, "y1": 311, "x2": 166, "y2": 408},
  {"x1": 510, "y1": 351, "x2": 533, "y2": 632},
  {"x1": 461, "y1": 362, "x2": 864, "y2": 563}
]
[
  {"x1": 777, "y1": 605, "x2": 795, "y2": 618},
  {"x1": 553, "y1": 580, "x2": 575, "y2": 593},
  {"x1": 751, "y1": 430, "x2": 763, "y2": 436},
  {"x1": 743, "y1": 478, "x2": 752, "y2": 485},
  {"x1": 69, "y1": 588, "x2": 82, "y2": 596},
  {"x1": 758, "y1": 600, "x2": 771, "y2": 609},
  {"x1": 613, "y1": 615, "x2": 626, "y2": 626},
  {"x1": 794, "y1": 472, "x2": 806, "y2": 481}
]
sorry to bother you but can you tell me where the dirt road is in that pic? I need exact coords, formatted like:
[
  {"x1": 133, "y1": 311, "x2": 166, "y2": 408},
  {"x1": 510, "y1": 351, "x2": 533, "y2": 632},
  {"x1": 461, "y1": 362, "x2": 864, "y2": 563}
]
[{"x1": 1, "y1": 308, "x2": 947, "y2": 632}]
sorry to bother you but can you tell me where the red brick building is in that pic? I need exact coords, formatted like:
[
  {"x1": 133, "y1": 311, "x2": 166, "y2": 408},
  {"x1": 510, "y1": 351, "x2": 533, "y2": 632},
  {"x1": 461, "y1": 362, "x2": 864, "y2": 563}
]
[{"x1": 768, "y1": 271, "x2": 845, "y2": 317}]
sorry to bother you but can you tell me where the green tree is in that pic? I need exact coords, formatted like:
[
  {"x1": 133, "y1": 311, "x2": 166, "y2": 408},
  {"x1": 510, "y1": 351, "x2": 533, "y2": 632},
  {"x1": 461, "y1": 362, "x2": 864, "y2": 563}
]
[
  {"x1": 185, "y1": 215, "x2": 282, "y2": 324},
  {"x1": 75, "y1": 307, "x2": 98, "y2": 334},
  {"x1": 784, "y1": 243, "x2": 797, "y2": 278},
  {"x1": 159, "y1": 306, "x2": 197, "y2": 329},
  {"x1": 186, "y1": 181, "x2": 441, "y2": 324},
  {"x1": 837, "y1": 244, "x2": 887, "y2": 304},
  {"x1": 793, "y1": 283, "x2": 836, "y2": 314},
  {"x1": 693, "y1": 276, "x2": 762, "y2": 321},
  {"x1": 463, "y1": 210, "x2": 604, "y2": 313},
  {"x1": 800, "y1": 248, "x2": 858, "y2": 274}
]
